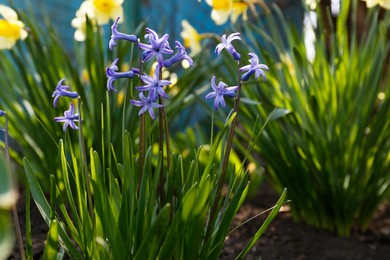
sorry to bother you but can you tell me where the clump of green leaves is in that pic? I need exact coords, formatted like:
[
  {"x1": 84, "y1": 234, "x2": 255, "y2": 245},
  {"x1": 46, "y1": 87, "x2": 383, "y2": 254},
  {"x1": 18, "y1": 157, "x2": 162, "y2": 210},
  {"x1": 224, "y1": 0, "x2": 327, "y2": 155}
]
[
  {"x1": 21, "y1": 13, "x2": 287, "y2": 259},
  {"x1": 237, "y1": 0, "x2": 390, "y2": 236}
]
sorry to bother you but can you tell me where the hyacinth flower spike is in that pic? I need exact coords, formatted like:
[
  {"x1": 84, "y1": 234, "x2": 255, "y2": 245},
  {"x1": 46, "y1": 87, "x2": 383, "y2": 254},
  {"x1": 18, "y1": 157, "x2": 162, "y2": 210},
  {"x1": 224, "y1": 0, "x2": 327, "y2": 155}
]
[
  {"x1": 109, "y1": 17, "x2": 138, "y2": 50},
  {"x1": 130, "y1": 92, "x2": 163, "y2": 120},
  {"x1": 54, "y1": 103, "x2": 80, "y2": 131},
  {"x1": 52, "y1": 79, "x2": 79, "y2": 107},
  {"x1": 215, "y1": 32, "x2": 241, "y2": 61},
  {"x1": 206, "y1": 76, "x2": 239, "y2": 110},
  {"x1": 106, "y1": 58, "x2": 140, "y2": 91},
  {"x1": 163, "y1": 41, "x2": 194, "y2": 68},
  {"x1": 136, "y1": 65, "x2": 171, "y2": 100},
  {"x1": 138, "y1": 28, "x2": 173, "y2": 67},
  {"x1": 239, "y1": 52, "x2": 269, "y2": 82}
]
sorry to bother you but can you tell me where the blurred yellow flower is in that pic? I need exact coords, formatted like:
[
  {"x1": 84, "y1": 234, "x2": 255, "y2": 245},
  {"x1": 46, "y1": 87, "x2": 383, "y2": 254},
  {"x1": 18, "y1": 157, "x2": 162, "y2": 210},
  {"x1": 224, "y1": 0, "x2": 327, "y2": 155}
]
[
  {"x1": 180, "y1": 20, "x2": 203, "y2": 57},
  {"x1": 91, "y1": 0, "x2": 124, "y2": 25},
  {"x1": 363, "y1": 0, "x2": 390, "y2": 9},
  {"x1": 71, "y1": 0, "x2": 124, "y2": 41},
  {"x1": 71, "y1": 1, "x2": 96, "y2": 42},
  {"x1": 305, "y1": 0, "x2": 318, "y2": 10},
  {"x1": 231, "y1": 2, "x2": 249, "y2": 23},
  {"x1": 206, "y1": 0, "x2": 266, "y2": 25},
  {"x1": 0, "y1": 5, "x2": 28, "y2": 50},
  {"x1": 206, "y1": 0, "x2": 232, "y2": 25}
]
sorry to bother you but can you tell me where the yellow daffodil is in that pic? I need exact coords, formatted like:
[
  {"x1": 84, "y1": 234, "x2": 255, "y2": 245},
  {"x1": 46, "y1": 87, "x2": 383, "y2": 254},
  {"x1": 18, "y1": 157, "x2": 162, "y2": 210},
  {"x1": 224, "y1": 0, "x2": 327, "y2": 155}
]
[
  {"x1": 231, "y1": 2, "x2": 249, "y2": 24},
  {"x1": 71, "y1": 1, "x2": 96, "y2": 42},
  {"x1": 180, "y1": 20, "x2": 203, "y2": 57},
  {"x1": 206, "y1": 0, "x2": 232, "y2": 25},
  {"x1": 0, "y1": 5, "x2": 28, "y2": 50},
  {"x1": 91, "y1": 0, "x2": 124, "y2": 25},
  {"x1": 206, "y1": 0, "x2": 267, "y2": 25},
  {"x1": 72, "y1": 0, "x2": 124, "y2": 41},
  {"x1": 363, "y1": 0, "x2": 390, "y2": 9}
]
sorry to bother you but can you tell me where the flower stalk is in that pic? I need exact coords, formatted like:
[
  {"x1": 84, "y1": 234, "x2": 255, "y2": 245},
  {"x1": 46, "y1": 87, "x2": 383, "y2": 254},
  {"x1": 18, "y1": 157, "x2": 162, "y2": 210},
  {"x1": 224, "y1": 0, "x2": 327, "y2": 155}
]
[
  {"x1": 138, "y1": 52, "x2": 146, "y2": 186},
  {"x1": 3, "y1": 112, "x2": 26, "y2": 260},
  {"x1": 77, "y1": 99, "x2": 94, "y2": 220},
  {"x1": 206, "y1": 61, "x2": 242, "y2": 242}
]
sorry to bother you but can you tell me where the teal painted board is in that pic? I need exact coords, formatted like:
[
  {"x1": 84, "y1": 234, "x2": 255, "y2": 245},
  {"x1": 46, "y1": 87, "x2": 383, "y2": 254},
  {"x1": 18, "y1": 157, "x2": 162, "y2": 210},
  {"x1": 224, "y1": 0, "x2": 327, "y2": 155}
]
[{"x1": 0, "y1": 0, "x2": 304, "y2": 50}]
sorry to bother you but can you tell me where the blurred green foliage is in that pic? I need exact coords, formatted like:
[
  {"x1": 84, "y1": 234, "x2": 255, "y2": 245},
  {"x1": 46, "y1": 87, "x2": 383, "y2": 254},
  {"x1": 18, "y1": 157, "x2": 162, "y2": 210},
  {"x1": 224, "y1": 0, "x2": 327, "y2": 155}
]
[
  {"x1": 227, "y1": 0, "x2": 390, "y2": 236},
  {"x1": 0, "y1": 7, "x2": 213, "y2": 188},
  {"x1": 0, "y1": 156, "x2": 16, "y2": 259}
]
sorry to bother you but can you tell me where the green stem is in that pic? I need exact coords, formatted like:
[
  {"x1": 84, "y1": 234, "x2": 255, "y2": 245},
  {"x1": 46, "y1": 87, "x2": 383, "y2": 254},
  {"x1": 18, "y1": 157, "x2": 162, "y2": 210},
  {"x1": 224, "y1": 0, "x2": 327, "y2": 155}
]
[
  {"x1": 5, "y1": 114, "x2": 26, "y2": 260},
  {"x1": 158, "y1": 66, "x2": 171, "y2": 203},
  {"x1": 210, "y1": 108, "x2": 215, "y2": 147},
  {"x1": 206, "y1": 61, "x2": 242, "y2": 242},
  {"x1": 158, "y1": 97, "x2": 165, "y2": 204},
  {"x1": 138, "y1": 114, "x2": 146, "y2": 183},
  {"x1": 78, "y1": 99, "x2": 94, "y2": 220},
  {"x1": 138, "y1": 49, "x2": 146, "y2": 189},
  {"x1": 162, "y1": 105, "x2": 171, "y2": 171}
]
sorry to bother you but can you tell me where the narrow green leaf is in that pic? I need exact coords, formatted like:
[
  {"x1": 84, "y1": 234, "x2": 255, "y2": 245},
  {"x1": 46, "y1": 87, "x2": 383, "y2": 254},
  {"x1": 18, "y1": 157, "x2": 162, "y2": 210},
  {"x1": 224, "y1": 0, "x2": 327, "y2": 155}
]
[
  {"x1": 208, "y1": 174, "x2": 249, "y2": 259},
  {"x1": 236, "y1": 188, "x2": 288, "y2": 259},
  {"x1": 42, "y1": 220, "x2": 59, "y2": 260},
  {"x1": 24, "y1": 158, "x2": 83, "y2": 259},
  {"x1": 269, "y1": 108, "x2": 290, "y2": 121},
  {"x1": 25, "y1": 184, "x2": 32, "y2": 260},
  {"x1": 134, "y1": 204, "x2": 171, "y2": 260},
  {"x1": 158, "y1": 183, "x2": 199, "y2": 259}
]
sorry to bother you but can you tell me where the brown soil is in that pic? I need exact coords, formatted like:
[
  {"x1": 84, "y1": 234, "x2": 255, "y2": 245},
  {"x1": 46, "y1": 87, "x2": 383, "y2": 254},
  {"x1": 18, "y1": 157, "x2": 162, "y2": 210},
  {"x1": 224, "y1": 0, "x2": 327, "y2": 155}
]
[
  {"x1": 221, "y1": 184, "x2": 390, "y2": 260},
  {"x1": 9, "y1": 183, "x2": 390, "y2": 259}
]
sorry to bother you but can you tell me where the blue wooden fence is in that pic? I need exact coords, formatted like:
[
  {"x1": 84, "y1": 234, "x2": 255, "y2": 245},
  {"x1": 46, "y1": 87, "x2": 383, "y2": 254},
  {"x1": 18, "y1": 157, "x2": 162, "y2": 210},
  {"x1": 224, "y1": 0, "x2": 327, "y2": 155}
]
[{"x1": 0, "y1": 0, "x2": 303, "y2": 49}]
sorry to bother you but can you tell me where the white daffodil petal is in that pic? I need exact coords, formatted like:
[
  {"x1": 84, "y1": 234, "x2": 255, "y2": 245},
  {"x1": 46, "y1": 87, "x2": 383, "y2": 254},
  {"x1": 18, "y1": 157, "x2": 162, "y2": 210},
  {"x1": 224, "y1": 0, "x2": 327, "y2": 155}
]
[
  {"x1": 0, "y1": 4, "x2": 18, "y2": 21},
  {"x1": 211, "y1": 9, "x2": 230, "y2": 25},
  {"x1": 0, "y1": 36, "x2": 16, "y2": 49}
]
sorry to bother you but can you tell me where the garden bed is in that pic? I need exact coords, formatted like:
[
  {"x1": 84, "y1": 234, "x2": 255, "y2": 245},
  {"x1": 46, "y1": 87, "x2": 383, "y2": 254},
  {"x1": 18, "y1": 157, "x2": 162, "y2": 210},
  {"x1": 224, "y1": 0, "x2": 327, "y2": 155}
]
[{"x1": 9, "y1": 183, "x2": 390, "y2": 259}]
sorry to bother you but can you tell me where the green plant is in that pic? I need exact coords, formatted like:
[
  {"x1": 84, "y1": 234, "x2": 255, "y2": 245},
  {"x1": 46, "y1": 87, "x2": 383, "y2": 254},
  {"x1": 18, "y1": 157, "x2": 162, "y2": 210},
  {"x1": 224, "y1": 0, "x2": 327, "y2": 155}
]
[
  {"x1": 22, "y1": 17, "x2": 287, "y2": 259},
  {"x1": 0, "y1": 156, "x2": 16, "y2": 259},
  {"x1": 0, "y1": 5, "x2": 211, "y2": 189},
  {"x1": 233, "y1": 0, "x2": 390, "y2": 236}
]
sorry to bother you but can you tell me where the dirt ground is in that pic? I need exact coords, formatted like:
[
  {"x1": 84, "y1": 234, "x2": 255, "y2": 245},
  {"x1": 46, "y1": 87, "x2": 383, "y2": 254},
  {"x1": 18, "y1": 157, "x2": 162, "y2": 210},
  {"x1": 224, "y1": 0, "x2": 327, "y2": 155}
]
[
  {"x1": 9, "y1": 183, "x2": 390, "y2": 259},
  {"x1": 221, "y1": 184, "x2": 390, "y2": 260}
]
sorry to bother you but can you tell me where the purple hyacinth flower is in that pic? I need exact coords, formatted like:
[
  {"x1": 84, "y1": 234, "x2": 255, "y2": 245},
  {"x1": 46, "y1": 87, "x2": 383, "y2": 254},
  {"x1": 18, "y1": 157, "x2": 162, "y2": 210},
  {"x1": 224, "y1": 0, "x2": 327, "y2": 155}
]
[
  {"x1": 54, "y1": 103, "x2": 79, "y2": 131},
  {"x1": 0, "y1": 110, "x2": 5, "y2": 116},
  {"x1": 109, "y1": 17, "x2": 138, "y2": 50},
  {"x1": 138, "y1": 28, "x2": 173, "y2": 67},
  {"x1": 215, "y1": 32, "x2": 241, "y2": 61},
  {"x1": 205, "y1": 76, "x2": 239, "y2": 110},
  {"x1": 52, "y1": 79, "x2": 79, "y2": 107},
  {"x1": 136, "y1": 65, "x2": 171, "y2": 100},
  {"x1": 130, "y1": 92, "x2": 163, "y2": 120},
  {"x1": 239, "y1": 53, "x2": 269, "y2": 82},
  {"x1": 106, "y1": 58, "x2": 139, "y2": 92},
  {"x1": 163, "y1": 41, "x2": 193, "y2": 68}
]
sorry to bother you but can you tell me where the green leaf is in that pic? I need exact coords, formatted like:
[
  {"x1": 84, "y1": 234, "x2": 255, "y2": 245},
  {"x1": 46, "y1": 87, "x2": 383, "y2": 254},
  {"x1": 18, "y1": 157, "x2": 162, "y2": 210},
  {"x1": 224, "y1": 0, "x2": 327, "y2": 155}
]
[
  {"x1": 0, "y1": 158, "x2": 14, "y2": 260},
  {"x1": 158, "y1": 183, "x2": 199, "y2": 259},
  {"x1": 207, "y1": 174, "x2": 249, "y2": 259},
  {"x1": 0, "y1": 157, "x2": 16, "y2": 209},
  {"x1": 0, "y1": 210, "x2": 13, "y2": 260},
  {"x1": 236, "y1": 188, "x2": 288, "y2": 259},
  {"x1": 134, "y1": 204, "x2": 171, "y2": 260},
  {"x1": 269, "y1": 108, "x2": 290, "y2": 121},
  {"x1": 42, "y1": 220, "x2": 59, "y2": 260},
  {"x1": 24, "y1": 158, "x2": 83, "y2": 259}
]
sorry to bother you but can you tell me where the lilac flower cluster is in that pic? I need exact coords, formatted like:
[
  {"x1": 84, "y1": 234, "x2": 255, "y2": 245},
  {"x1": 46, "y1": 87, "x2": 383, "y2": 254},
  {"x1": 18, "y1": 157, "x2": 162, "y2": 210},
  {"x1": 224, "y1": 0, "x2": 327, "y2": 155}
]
[
  {"x1": 52, "y1": 79, "x2": 80, "y2": 131},
  {"x1": 206, "y1": 32, "x2": 269, "y2": 110},
  {"x1": 106, "y1": 17, "x2": 193, "y2": 120}
]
